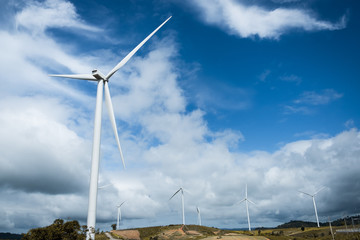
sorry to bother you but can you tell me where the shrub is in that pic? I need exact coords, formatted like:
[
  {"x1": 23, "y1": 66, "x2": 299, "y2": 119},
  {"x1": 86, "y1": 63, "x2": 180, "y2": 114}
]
[{"x1": 22, "y1": 219, "x2": 83, "y2": 240}]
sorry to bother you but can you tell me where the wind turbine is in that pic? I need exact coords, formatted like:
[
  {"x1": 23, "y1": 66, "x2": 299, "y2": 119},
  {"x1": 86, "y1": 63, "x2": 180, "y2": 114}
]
[
  {"x1": 196, "y1": 206, "x2": 202, "y2": 226},
  {"x1": 50, "y1": 16, "x2": 171, "y2": 240},
  {"x1": 116, "y1": 201, "x2": 125, "y2": 230},
  {"x1": 169, "y1": 187, "x2": 186, "y2": 225},
  {"x1": 298, "y1": 187, "x2": 325, "y2": 228},
  {"x1": 236, "y1": 184, "x2": 255, "y2": 231}
]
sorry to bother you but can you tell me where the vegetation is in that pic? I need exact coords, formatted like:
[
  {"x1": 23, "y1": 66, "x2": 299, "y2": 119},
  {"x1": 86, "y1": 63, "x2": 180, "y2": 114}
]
[
  {"x1": 0, "y1": 232, "x2": 23, "y2": 240},
  {"x1": 276, "y1": 216, "x2": 360, "y2": 229},
  {"x1": 112, "y1": 224, "x2": 221, "y2": 240},
  {"x1": 21, "y1": 219, "x2": 84, "y2": 240},
  {"x1": 11, "y1": 216, "x2": 360, "y2": 240},
  {"x1": 331, "y1": 215, "x2": 360, "y2": 227},
  {"x1": 277, "y1": 220, "x2": 325, "y2": 228},
  {"x1": 94, "y1": 233, "x2": 109, "y2": 240},
  {"x1": 111, "y1": 224, "x2": 116, "y2": 231},
  {"x1": 257, "y1": 225, "x2": 360, "y2": 240}
]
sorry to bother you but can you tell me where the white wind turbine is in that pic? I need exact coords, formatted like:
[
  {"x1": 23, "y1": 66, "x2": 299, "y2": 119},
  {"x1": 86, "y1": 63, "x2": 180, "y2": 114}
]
[
  {"x1": 116, "y1": 201, "x2": 125, "y2": 230},
  {"x1": 169, "y1": 187, "x2": 186, "y2": 225},
  {"x1": 298, "y1": 186, "x2": 325, "y2": 228},
  {"x1": 236, "y1": 184, "x2": 255, "y2": 231},
  {"x1": 50, "y1": 17, "x2": 171, "y2": 240},
  {"x1": 196, "y1": 206, "x2": 202, "y2": 226}
]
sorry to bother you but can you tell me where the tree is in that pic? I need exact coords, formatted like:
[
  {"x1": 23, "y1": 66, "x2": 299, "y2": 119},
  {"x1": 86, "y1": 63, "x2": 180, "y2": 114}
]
[
  {"x1": 111, "y1": 224, "x2": 117, "y2": 230},
  {"x1": 22, "y1": 219, "x2": 83, "y2": 240},
  {"x1": 81, "y1": 225, "x2": 88, "y2": 235}
]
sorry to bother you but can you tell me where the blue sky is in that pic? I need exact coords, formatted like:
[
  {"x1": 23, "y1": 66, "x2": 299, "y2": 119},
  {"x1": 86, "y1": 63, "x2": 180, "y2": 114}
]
[{"x1": 0, "y1": 0, "x2": 360, "y2": 234}]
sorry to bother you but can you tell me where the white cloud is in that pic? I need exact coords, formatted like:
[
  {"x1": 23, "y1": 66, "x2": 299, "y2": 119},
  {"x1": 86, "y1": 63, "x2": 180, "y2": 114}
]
[
  {"x1": 191, "y1": 0, "x2": 346, "y2": 39},
  {"x1": 294, "y1": 89, "x2": 343, "y2": 105},
  {"x1": 344, "y1": 119, "x2": 355, "y2": 128},
  {"x1": 110, "y1": 41, "x2": 185, "y2": 121},
  {"x1": 0, "y1": 96, "x2": 90, "y2": 194},
  {"x1": 258, "y1": 69, "x2": 271, "y2": 82},
  {"x1": 271, "y1": 0, "x2": 301, "y2": 3},
  {"x1": 0, "y1": 0, "x2": 359, "y2": 234},
  {"x1": 15, "y1": 0, "x2": 100, "y2": 35},
  {"x1": 279, "y1": 74, "x2": 302, "y2": 85},
  {"x1": 284, "y1": 89, "x2": 343, "y2": 114}
]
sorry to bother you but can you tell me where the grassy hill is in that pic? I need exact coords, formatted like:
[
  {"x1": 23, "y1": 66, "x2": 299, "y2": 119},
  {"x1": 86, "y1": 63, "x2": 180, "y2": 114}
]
[
  {"x1": 111, "y1": 223, "x2": 360, "y2": 240},
  {"x1": 112, "y1": 224, "x2": 224, "y2": 240}
]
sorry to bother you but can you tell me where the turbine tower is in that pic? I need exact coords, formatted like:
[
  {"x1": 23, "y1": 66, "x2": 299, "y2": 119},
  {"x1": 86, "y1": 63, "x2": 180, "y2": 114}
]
[
  {"x1": 196, "y1": 206, "x2": 202, "y2": 226},
  {"x1": 236, "y1": 184, "x2": 255, "y2": 231},
  {"x1": 50, "y1": 17, "x2": 171, "y2": 240},
  {"x1": 298, "y1": 187, "x2": 325, "y2": 228},
  {"x1": 169, "y1": 187, "x2": 186, "y2": 225},
  {"x1": 116, "y1": 201, "x2": 125, "y2": 230}
]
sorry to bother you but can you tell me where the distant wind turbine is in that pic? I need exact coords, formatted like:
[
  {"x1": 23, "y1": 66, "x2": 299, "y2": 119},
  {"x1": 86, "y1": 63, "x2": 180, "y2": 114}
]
[
  {"x1": 116, "y1": 201, "x2": 125, "y2": 230},
  {"x1": 196, "y1": 206, "x2": 202, "y2": 226},
  {"x1": 236, "y1": 184, "x2": 255, "y2": 231},
  {"x1": 169, "y1": 187, "x2": 186, "y2": 225},
  {"x1": 298, "y1": 186, "x2": 325, "y2": 228},
  {"x1": 50, "y1": 16, "x2": 171, "y2": 240}
]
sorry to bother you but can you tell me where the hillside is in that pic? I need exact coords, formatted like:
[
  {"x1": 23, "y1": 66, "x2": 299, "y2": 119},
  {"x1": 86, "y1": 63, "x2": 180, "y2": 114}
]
[
  {"x1": 111, "y1": 225, "x2": 267, "y2": 240},
  {"x1": 276, "y1": 215, "x2": 360, "y2": 229},
  {"x1": 0, "y1": 232, "x2": 23, "y2": 240},
  {"x1": 276, "y1": 220, "x2": 325, "y2": 228},
  {"x1": 111, "y1": 223, "x2": 360, "y2": 240}
]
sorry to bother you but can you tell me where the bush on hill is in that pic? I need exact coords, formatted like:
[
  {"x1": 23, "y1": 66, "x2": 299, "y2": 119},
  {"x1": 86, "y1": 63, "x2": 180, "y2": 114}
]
[{"x1": 21, "y1": 219, "x2": 84, "y2": 240}]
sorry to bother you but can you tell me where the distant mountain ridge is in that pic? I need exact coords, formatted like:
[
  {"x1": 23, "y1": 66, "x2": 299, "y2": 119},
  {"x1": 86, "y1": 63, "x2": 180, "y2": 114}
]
[
  {"x1": 276, "y1": 220, "x2": 324, "y2": 228},
  {"x1": 0, "y1": 232, "x2": 22, "y2": 240},
  {"x1": 276, "y1": 215, "x2": 360, "y2": 229}
]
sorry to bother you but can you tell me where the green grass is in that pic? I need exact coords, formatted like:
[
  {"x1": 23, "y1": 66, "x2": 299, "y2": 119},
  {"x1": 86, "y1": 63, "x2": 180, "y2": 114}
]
[{"x1": 95, "y1": 233, "x2": 110, "y2": 240}]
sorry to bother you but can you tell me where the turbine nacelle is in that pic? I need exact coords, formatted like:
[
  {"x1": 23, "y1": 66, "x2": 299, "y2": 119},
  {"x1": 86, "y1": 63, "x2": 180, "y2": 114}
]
[{"x1": 92, "y1": 69, "x2": 106, "y2": 80}]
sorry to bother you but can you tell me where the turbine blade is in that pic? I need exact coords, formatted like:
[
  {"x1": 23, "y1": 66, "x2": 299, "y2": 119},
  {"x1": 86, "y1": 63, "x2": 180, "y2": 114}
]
[
  {"x1": 235, "y1": 199, "x2": 246, "y2": 205},
  {"x1": 298, "y1": 190, "x2": 313, "y2": 197},
  {"x1": 248, "y1": 199, "x2": 256, "y2": 205},
  {"x1": 169, "y1": 188, "x2": 181, "y2": 200},
  {"x1": 119, "y1": 201, "x2": 126, "y2": 207},
  {"x1": 182, "y1": 188, "x2": 192, "y2": 195},
  {"x1": 105, "y1": 16, "x2": 172, "y2": 80},
  {"x1": 314, "y1": 186, "x2": 325, "y2": 196},
  {"x1": 104, "y1": 82, "x2": 126, "y2": 169},
  {"x1": 196, "y1": 207, "x2": 200, "y2": 213},
  {"x1": 49, "y1": 74, "x2": 97, "y2": 81}
]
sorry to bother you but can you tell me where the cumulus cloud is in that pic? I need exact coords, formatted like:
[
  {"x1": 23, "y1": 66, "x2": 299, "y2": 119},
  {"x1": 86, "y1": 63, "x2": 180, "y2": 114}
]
[
  {"x1": 190, "y1": 0, "x2": 346, "y2": 39},
  {"x1": 0, "y1": 0, "x2": 359, "y2": 234},
  {"x1": 0, "y1": 96, "x2": 90, "y2": 194},
  {"x1": 0, "y1": 0, "x2": 106, "y2": 231}
]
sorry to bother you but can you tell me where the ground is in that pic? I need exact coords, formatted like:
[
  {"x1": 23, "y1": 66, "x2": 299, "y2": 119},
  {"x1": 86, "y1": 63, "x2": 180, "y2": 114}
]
[
  {"x1": 107, "y1": 224, "x2": 360, "y2": 240},
  {"x1": 110, "y1": 225, "x2": 269, "y2": 240}
]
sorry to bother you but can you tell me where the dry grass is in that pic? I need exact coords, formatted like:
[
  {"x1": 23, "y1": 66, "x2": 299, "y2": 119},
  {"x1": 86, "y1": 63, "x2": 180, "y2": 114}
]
[{"x1": 106, "y1": 224, "x2": 360, "y2": 240}]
